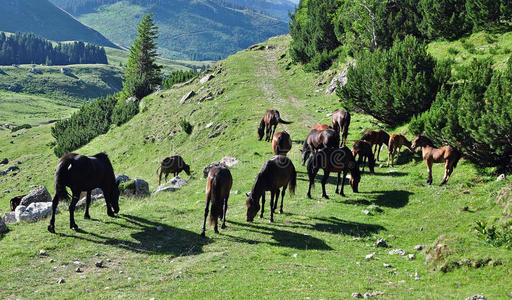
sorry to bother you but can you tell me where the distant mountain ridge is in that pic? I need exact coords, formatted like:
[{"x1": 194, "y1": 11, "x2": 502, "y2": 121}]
[
  {"x1": 0, "y1": 0, "x2": 117, "y2": 48},
  {"x1": 49, "y1": 0, "x2": 290, "y2": 60}
]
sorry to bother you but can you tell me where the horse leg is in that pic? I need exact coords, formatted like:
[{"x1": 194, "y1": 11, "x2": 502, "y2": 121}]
[
  {"x1": 426, "y1": 160, "x2": 433, "y2": 185},
  {"x1": 335, "y1": 172, "x2": 341, "y2": 194},
  {"x1": 84, "y1": 191, "x2": 92, "y2": 219},
  {"x1": 158, "y1": 170, "x2": 162, "y2": 186},
  {"x1": 201, "y1": 193, "x2": 210, "y2": 237},
  {"x1": 69, "y1": 192, "x2": 80, "y2": 231},
  {"x1": 279, "y1": 187, "x2": 286, "y2": 214},
  {"x1": 440, "y1": 161, "x2": 450, "y2": 186},
  {"x1": 269, "y1": 190, "x2": 276, "y2": 222},
  {"x1": 377, "y1": 145, "x2": 382, "y2": 162},
  {"x1": 48, "y1": 194, "x2": 61, "y2": 233},
  {"x1": 260, "y1": 193, "x2": 265, "y2": 218},
  {"x1": 307, "y1": 168, "x2": 317, "y2": 199},
  {"x1": 321, "y1": 171, "x2": 330, "y2": 199},
  {"x1": 387, "y1": 146, "x2": 392, "y2": 167},
  {"x1": 340, "y1": 171, "x2": 347, "y2": 197},
  {"x1": 221, "y1": 195, "x2": 228, "y2": 229}
]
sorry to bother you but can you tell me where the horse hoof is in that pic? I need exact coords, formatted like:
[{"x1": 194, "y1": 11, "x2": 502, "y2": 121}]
[
  {"x1": 71, "y1": 225, "x2": 79, "y2": 231},
  {"x1": 221, "y1": 224, "x2": 227, "y2": 229},
  {"x1": 259, "y1": 215, "x2": 263, "y2": 219},
  {"x1": 200, "y1": 232, "x2": 206, "y2": 237},
  {"x1": 107, "y1": 211, "x2": 115, "y2": 218},
  {"x1": 307, "y1": 194, "x2": 312, "y2": 199},
  {"x1": 269, "y1": 219, "x2": 274, "y2": 223},
  {"x1": 279, "y1": 210, "x2": 283, "y2": 214},
  {"x1": 214, "y1": 230, "x2": 219, "y2": 234},
  {"x1": 322, "y1": 194, "x2": 330, "y2": 199},
  {"x1": 48, "y1": 225, "x2": 55, "y2": 234}
]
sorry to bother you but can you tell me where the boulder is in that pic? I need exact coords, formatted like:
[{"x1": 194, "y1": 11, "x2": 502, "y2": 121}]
[
  {"x1": 30, "y1": 67, "x2": 42, "y2": 74},
  {"x1": 126, "y1": 96, "x2": 139, "y2": 105},
  {"x1": 120, "y1": 178, "x2": 149, "y2": 197},
  {"x1": 76, "y1": 190, "x2": 105, "y2": 209},
  {"x1": 116, "y1": 174, "x2": 130, "y2": 184},
  {"x1": 0, "y1": 158, "x2": 8, "y2": 165},
  {"x1": 154, "y1": 176, "x2": 188, "y2": 194},
  {"x1": 5, "y1": 166, "x2": 19, "y2": 173},
  {"x1": 200, "y1": 74, "x2": 214, "y2": 84},
  {"x1": 15, "y1": 202, "x2": 59, "y2": 223},
  {"x1": 3, "y1": 212, "x2": 17, "y2": 224},
  {"x1": 0, "y1": 217, "x2": 7, "y2": 233},
  {"x1": 180, "y1": 91, "x2": 196, "y2": 105},
  {"x1": 203, "y1": 156, "x2": 240, "y2": 178},
  {"x1": 325, "y1": 63, "x2": 354, "y2": 95},
  {"x1": 20, "y1": 186, "x2": 52, "y2": 206}
]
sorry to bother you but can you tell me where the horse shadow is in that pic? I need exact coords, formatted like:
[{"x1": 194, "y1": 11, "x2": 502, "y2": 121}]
[
  {"x1": 350, "y1": 190, "x2": 412, "y2": 208},
  {"x1": 228, "y1": 220, "x2": 333, "y2": 250},
  {"x1": 370, "y1": 171, "x2": 408, "y2": 177},
  {"x1": 57, "y1": 214, "x2": 211, "y2": 256},
  {"x1": 310, "y1": 216, "x2": 386, "y2": 237},
  {"x1": 297, "y1": 170, "x2": 340, "y2": 185}
]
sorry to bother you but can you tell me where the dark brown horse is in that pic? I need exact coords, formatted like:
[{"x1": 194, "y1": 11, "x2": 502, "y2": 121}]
[
  {"x1": 361, "y1": 129, "x2": 390, "y2": 161},
  {"x1": 307, "y1": 147, "x2": 360, "y2": 198},
  {"x1": 387, "y1": 134, "x2": 413, "y2": 167},
  {"x1": 302, "y1": 128, "x2": 340, "y2": 165},
  {"x1": 246, "y1": 155, "x2": 296, "y2": 222},
  {"x1": 332, "y1": 110, "x2": 351, "y2": 147},
  {"x1": 352, "y1": 140, "x2": 375, "y2": 173},
  {"x1": 272, "y1": 131, "x2": 292, "y2": 155},
  {"x1": 412, "y1": 135, "x2": 462, "y2": 185},
  {"x1": 48, "y1": 153, "x2": 120, "y2": 233},
  {"x1": 201, "y1": 166, "x2": 232, "y2": 237},
  {"x1": 258, "y1": 110, "x2": 293, "y2": 142},
  {"x1": 10, "y1": 195, "x2": 26, "y2": 211},
  {"x1": 157, "y1": 155, "x2": 191, "y2": 185}
]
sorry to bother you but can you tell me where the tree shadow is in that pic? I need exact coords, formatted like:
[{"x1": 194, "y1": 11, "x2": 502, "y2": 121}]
[
  {"x1": 56, "y1": 213, "x2": 211, "y2": 256},
  {"x1": 370, "y1": 171, "x2": 408, "y2": 177},
  {"x1": 373, "y1": 190, "x2": 412, "y2": 208},
  {"x1": 228, "y1": 220, "x2": 332, "y2": 250},
  {"x1": 311, "y1": 216, "x2": 386, "y2": 237}
]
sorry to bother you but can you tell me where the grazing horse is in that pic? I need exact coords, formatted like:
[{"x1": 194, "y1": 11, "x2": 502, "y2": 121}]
[
  {"x1": 258, "y1": 110, "x2": 293, "y2": 142},
  {"x1": 352, "y1": 140, "x2": 375, "y2": 173},
  {"x1": 307, "y1": 147, "x2": 361, "y2": 198},
  {"x1": 157, "y1": 155, "x2": 191, "y2": 185},
  {"x1": 48, "y1": 153, "x2": 120, "y2": 233},
  {"x1": 387, "y1": 134, "x2": 413, "y2": 167},
  {"x1": 272, "y1": 131, "x2": 292, "y2": 155},
  {"x1": 312, "y1": 123, "x2": 331, "y2": 131},
  {"x1": 332, "y1": 110, "x2": 351, "y2": 147},
  {"x1": 412, "y1": 135, "x2": 462, "y2": 185},
  {"x1": 201, "y1": 166, "x2": 232, "y2": 237},
  {"x1": 361, "y1": 129, "x2": 390, "y2": 161},
  {"x1": 302, "y1": 128, "x2": 340, "y2": 165},
  {"x1": 10, "y1": 195, "x2": 26, "y2": 211},
  {"x1": 246, "y1": 155, "x2": 296, "y2": 222}
]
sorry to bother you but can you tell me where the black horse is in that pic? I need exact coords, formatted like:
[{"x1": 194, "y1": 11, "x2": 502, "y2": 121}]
[{"x1": 48, "y1": 153, "x2": 120, "y2": 233}]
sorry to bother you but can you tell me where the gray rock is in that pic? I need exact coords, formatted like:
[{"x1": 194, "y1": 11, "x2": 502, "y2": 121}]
[
  {"x1": 407, "y1": 254, "x2": 416, "y2": 260},
  {"x1": 116, "y1": 174, "x2": 130, "y2": 184},
  {"x1": 3, "y1": 212, "x2": 17, "y2": 224},
  {"x1": 203, "y1": 156, "x2": 240, "y2": 178},
  {"x1": 362, "y1": 209, "x2": 372, "y2": 216},
  {"x1": 20, "y1": 186, "x2": 52, "y2": 206},
  {"x1": 4, "y1": 166, "x2": 19, "y2": 173},
  {"x1": 30, "y1": 67, "x2": 42, "y2": 74},
  {"x1": 180, "y1": 91, "x2": 196, "y2": 105},
  {"x1": 39, "y1": 250, "x2": 47, "y2": 255},
  {"x1": 365, "y1": 252, "x2": 375, "y2": 261},
  {"x1": 374, "y1": 239, "x2": 388, "y2": 248},
  {"x1": 154, "y1": 176, "x2": 188, "y2": 194},
  {"x1": 352, "y1": 292, "x2": 363, "y2": 298},
  {"x1": 389, "y1": 249, "x2": 406, "y2": 256},
  {"x1": 0, "y1": 158, "x2": 8, "y2": 165},
  {"x1": 466, "y1": 296, "x2": 486, "y2": 300},
  {"x1": 414, "y1": 244, "x2": 425, "y2": 251},
  {"x1": 0, "y1": 217, "x2": 8, "y2": 233},
  {"x1": 57, "y1": 278, "x2": 65, "y2": 284},
  {"x1": 126, "y1": 96, "x2": 139, "y2": 104},
  {"x1": 325, "y1": 63, "x2": 353, "y2": 94},
  {"x1": 95, "y1": 260, "x2": 104, "y2": 268},
  {"x1": 200, "y1": 74, "x2": 214, "y2": 84},
  {"x1": 15, "y1": 202, "x2": 59, "y2": 223},
  {"x1": 497, "y1": 174, "x2": 506, "y2": 181},
  {"x1": 363, "y1": 292, "x2": 373, "y2": 298},
  {"x1": 134, "y1": 178, "x2": 150, "y2": 196}
]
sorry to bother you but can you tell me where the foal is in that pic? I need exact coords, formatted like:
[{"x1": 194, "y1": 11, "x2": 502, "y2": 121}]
[
  {"x1": 201, "y1": 166, "x2": 232, "y2": 237},
  {"x1": 157, "y1": 155, "x2": 191, "y2": 185},
  {"x1": 361, "y1": 129, "x2": 390, "y2": 161},
  {"x1": 352, "y1": 140, "x2": 375, "y2": 173},
  {"x1": 412, "y1": 135, "x2": 462, "y2": 185},
  {"x1": 387, "y1": 134, "x2": 413, "y2": 167},
  {"x1": 272, "y1": 131, "x2": 292, "y2": 155},
  {"x1": 332, "y1": 110, "x2": 351, "y2": 147},
  {"x1": 258, "y1": 110, "x2": 293, "y2": 142}
]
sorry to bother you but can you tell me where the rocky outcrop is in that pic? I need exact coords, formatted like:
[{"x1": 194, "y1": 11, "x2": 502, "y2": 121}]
[
  {"x1": 20, "y1": 186, "x2": 52, "y2": 206},
  {"x1": 154, "y1": 176, "x2": 188, "y2": 194},
  {"x1": 0, "y1": 217, "x2": 8, "y2": 233},
  {"x1": 3, "y1": 212, "x2": 17, "y2": 224},
  {"x1": 180, "y1": 91, "x2": 196, "y2": 105},
  {"x1": 15, "y1": 202, "x2": 59, "y2": 223},
  {"x1": 120, "y1": 178, "x2": 150, "y2": 197},
  {"x1": 325, "y1": 63, "x2": 354, "y2": 95},
  {"x1": 200, "y1": 74, "x2": 214, "y2": 84},
  {"x1": 203, "y1": 156, "x2": 240, "y2": 178}
]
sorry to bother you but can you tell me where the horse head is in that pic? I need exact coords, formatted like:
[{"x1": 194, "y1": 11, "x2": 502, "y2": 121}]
[
  {"x1": 349, "y1": 161, "x2": 360, "y2": 193},
  {"x1": 412, "y1": 134, "x2": 433, "y2": 150},
  {"x1": 257, "y1": 119, "x2": 265, "y2": 141},
  {"x1": 109, "y1": 178, "x2": 121, "y2": 214},
  {"x1": 245, "y1": 192, "x2": 260, "y2": 222}
]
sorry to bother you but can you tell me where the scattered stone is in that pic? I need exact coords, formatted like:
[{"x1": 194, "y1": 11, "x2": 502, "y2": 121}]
[
  {"x1": 398, "y1": 280, "x2": 405, "y2": 284},
  {"x1": 95, "y1": 260, "x2": 104, "y2": 268},
  {"x1": 154, "y1": 176, "x2": 188, "y2": 194},
  {"x1": 383, "y1": 263, "x2": 391, "y2": 268},
  {"x1": 0, "y1": 217, "x2": 7, "y2": 233},
  {"x1": 15, "y1": 202, "x2": 59, "y2": 223},
  {"x1": 292, "y1": 253, "x2": 298, "y2": 258},
  {"x1": 104, "y1": 287, "x2": 110, "y2": 290},
  {"x1": 408, "y1": 254, "x2": 416, "y2": 260},
  {"x1": 126, "y1": 96, "x2": 139, "y2": 104},
  {"x1": 57, "y1": 278, "x2": 65, "y2": 284},
  {"x1": 205, "y1": 122, "x2": 214, "y2": 129},
  {"x1": 119, "y1": 271, "x2": 124, "y2": 274},
  {"x1": 0, "y1": 158, "x2": 8, "y2": 165},
  {"x1": 20, "y1": 186, "x2": 52, "y2": 206},
  {"x1": 94, "y1": 253, "x2": 100, "y2": 257},
  {"x1": 363, "y1": 292, "x2": 372, "y2": 298},
  {"x1": 30, "y1": 67, "x2": 42, "y2": 74},
  {"x1": 389, "y1": 249, "x2": 406, "y2": 256},
  {"x1": 116, "y1": 174, "x2": 130, "y2": 184},
  {"x1": 362, "y1": 209, "x2": 372, "y2": 216},
  {"x1": 200, "y1": 74, "x2": 215, "y2": 84},
  {"x1": 180, "y1": 91, "x2": 196, "y2": 105},
  {"x1": 325, "y1": 63, "x2": 354, "y2": 94},
  {"x1": 497, "y1": 174, "x2": 506, "y2": 181},
  {"x1": 365, "y1": 252, "x2": 375, "y2": 261},
  {"x1": 203, "y1": 156, "x2": 240, "y2": 178},
  {"x1": 374, "y1": 239, "x2": 388, "y2": 248},
  {"x1": 352, "y1": 292, "x2": 363, "y2": 298},
  {"x1": 414, "y1": 271, "x2": 420, "y2": 281},
  {"x1": 76, "y1": 267, "x2": 82, "y2": 273},
  {"x1": 50, "y1": 259, "x2": 55, "y2": 263},
  {"x1": 120, "y1": 178, "x2": 150, "y2": 196},
  {"x1": 414, "y1": 244, "x2": 425, "y2": 251},
  {"x1": 156, "y1": 225, "x2": 163, "y2": 232},
  {"x1": 466, "y1": 296, "x2": 486, "y2": 300},
  {"x1": 39, "y1": 250, "x2": 47, "y2": 256}
]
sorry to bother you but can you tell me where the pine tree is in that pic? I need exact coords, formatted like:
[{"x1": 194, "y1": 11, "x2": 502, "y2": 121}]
[{"x1": 122, "y1": 13, "x2": 162, "y2": 100}]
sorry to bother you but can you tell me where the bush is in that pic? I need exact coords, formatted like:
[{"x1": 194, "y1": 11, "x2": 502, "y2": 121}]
[
  {"x1": 410, "y1": 58, "x2": 512, "y2": 169},
  {"x1": 338, "y1": 36, "x2": 447, "y2": 126},
  {"x1": 112, "y1": 101, "x2": 139, "y2": 126},
  {"x1": 474, "y1": 220, "x2": 512, "y2": 248},
  {"x1": 11, "y1": 124, "x2": 31, "y2": 132},
  {"x1": 419, "y1": 0, "x2": 470, "y2": 40},
  {"x1": 162, "y1": 70, "x2": 197, "y2": 88},
  {"x1": 448, "y1": 47, "x2": 459, "y2": 55},
  {"x1": 179, "y1": 119, "x2": 193, "y2": 135}
]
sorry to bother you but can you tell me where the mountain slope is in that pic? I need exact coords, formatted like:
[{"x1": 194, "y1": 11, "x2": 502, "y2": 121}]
[
  {"x1": 0, "y1": 0, "x2": 117, "y2": 48},
  {"x1": 1, "y1": 35, "x2": 511, "y2": 299},
  {"x1": 50, "y1": 0, "x2": 289, "y2": 60},
  {"x1": 220, "y1": 0, "x2": 296, "y2": 21}
]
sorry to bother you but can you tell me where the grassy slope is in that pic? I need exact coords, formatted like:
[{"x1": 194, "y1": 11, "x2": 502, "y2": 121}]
[{"x1": 1, "y1": 35, "x2": 512, "y2": 299}]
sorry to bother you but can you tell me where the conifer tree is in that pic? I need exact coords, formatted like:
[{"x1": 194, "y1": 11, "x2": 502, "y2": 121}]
[{"x1": 122, "y1": 13, "x2": 162, "y2": 99}]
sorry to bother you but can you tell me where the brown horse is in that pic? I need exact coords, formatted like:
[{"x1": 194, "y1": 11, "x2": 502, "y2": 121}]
[
  {"x1": 312, "y1": 123, "x2": 331, "y2": 131},
  {"x1": 201, "y1": 166, "x2": 232, "y2": 237},
  {"x1": 387, "y1": 134, "x2": 413, "y2": 167},
  {"x1": 332, "y1": 110, "x2": 351, "y2": 147},
  {"x1": 157, "y1": 155, "x2": 191, "y2": 185},
  {"x1": 302, "y1": 128, "x2": 340, "y2": 165},
  {"x1": 361, "y1": 129, "x2": 390, "y2": 161},
  {"x1": 246, "y1": 155, "x2": 296, "y2": 222},
  {"x1": 272, "y1": 131, "x2": 292, "y2": 155},
  {"x1": 412, "y1": 135, "x2": 462, "y2": 185},
  {"x1": 258, "y1": 110, "x2": 293, "y2": 142},
  {"x1": 307, "y1": 147, "x2": 361, "y2": 198},
  {"x1": 352, "y1": 140, "x2": 375, "y2": 173}
]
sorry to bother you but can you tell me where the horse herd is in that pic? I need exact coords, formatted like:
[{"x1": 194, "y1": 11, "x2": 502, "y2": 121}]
[{"x1": 44, "y1": 109, "x2": 462, "y2": 237}]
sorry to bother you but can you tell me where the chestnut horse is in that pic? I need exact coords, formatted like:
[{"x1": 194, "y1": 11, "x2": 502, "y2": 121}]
[
  {"x1": 258, "y1": 110, "x2": 293, "y2": 142},
  {"x1": 201, "y1": 166, "x2": 232, "y2": 237},
  {"x1": 332, "y1": 110, "x2": 351, "y2": 147},
  {"x1": 312, "y1": 123, "x2": 331, "y2": 131},
  {"x1": 387, "y1": 134, "x2": 413, "y2": 167},
  {"x1": 157, "y1": 155, "x2": 191, "y2": 185},
  {"x1": 352, "y1": 140, "x2": 375, "y2": 173},
  {"x1": 246, "y1": 155, "x2": 296, "y2": 222},
  {"x1": 307, "y1": 147, "x2": 360, "y2": 198},
  {"x1": 412, "y1": 135, "x2": 462, "y2": 185},
  {"x1": 361, "y1": 129, "x2": 390, "y2": 161},
  {"x1": 272, "y1": 131, "x2": 292, "y2": 155},
  {"x1": 302, "y1": 128, "x2": 340, "y2": 165},
  {"x1": 48, "y1": 153, "x2": 120, "y2": 233}
]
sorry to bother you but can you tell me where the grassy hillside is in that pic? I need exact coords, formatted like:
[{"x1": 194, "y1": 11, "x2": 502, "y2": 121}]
[
  {"x1": 221, "y1": 0, "x2": 296, "y2": 21},
  {"x1": 1, "y1": 35, "x2": 511, "y2": 299},
  {"x1": 53, "y1": 0, "x2": 288, "y2": 60},
  {"x1": 0, "y1": 0, "x2": 117, "y2": 48}
]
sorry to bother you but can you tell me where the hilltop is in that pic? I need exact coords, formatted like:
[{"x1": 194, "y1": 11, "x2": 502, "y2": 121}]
[
  {"x1": 49, "y1": 0, "x2": 289, "y2": 60},
  {"x1": 1, "y1": 35, "x2": 511, "y2": 298},
  {"x1": 0, "y1": 0, "x2": 117, "y2": 48}
]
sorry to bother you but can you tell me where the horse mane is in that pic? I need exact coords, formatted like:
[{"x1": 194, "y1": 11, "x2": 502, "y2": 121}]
[{"x1": 59, "y1": 152, "x2": 77, "y2": 163}]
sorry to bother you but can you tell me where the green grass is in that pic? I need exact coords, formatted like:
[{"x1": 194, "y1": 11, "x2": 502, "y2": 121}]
[{"x1": 1, "y1": 35, "x2": 512, "y2": 299}]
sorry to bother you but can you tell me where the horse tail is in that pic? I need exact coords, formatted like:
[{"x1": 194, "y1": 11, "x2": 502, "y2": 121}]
[
  {"x1": 209, "y1": 176, "x2": 224, "y2": 226},
  {"x1": 453, "y1": 148, "x2": 463, "y2": 169},
  {"x1": 289, "y1": 163, "x2": 297, "y2": 197},
  {"x1": 54, "y1": 157, "x2": 71, "y2": 202},
  {"x1": 276, "y1": 112, "x2": 293, "y2": 124},
  {"x1": 156, "y1": 165, "x2": 161, "y2": 176}
]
